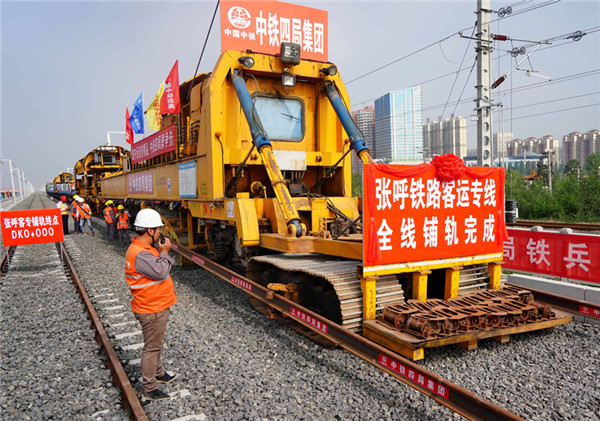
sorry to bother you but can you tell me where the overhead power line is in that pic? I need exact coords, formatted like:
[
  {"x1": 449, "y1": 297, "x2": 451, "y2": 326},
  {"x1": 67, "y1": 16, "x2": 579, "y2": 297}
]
[
  {"x1": 466, "y1": 101, "x2": 600, "y2": 127},
  {"x1": 500, "y1": 92, "x2": 600, "y2": 112},
  {"x1": 345, "y1": 32, "x2": 458, "y2": 85},
  {"x1": 346, "y1": 0, "x2": 561, "y2": 87},
  {"x1": 351, "y1": 27, "x2": 599, "y2": 109},
  {"x1": 440, "y1": 24, "x2": 476, "y2": 119},
  {"x1": 419, "y1": 69, "x2": 600, "y2": 113}
]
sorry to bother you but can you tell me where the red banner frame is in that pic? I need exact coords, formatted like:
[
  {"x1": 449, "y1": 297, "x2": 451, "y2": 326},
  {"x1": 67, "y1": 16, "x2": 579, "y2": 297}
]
[
  {"x1": 363, "y1": 159, "x2": 506, "y2": 270},
  {"x1": 127, "y1": 172, "x2": 154, "y2": 195},
  {"x1": 504, "y1": 228, "x2": 600, "y2": 284},
  {"x1": 220, "y1": 0, "x2": 328, "y2": 62},
  {"x1": 1, "y1": 208, "x2": 64, "y2": 246},
  {"x1": 131, "y1": 125, "x2": 177, "y2": 165}
]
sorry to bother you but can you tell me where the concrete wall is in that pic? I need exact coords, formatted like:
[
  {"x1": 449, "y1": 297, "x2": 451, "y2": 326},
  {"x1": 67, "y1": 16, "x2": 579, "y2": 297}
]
[{"x1": 509, "y1": 274, "x2": 600, "y2": 324}]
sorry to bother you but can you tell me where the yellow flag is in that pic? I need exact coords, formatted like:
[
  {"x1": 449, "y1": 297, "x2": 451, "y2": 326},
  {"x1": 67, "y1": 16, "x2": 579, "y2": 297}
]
[{"x1": 146, "y1": 82, "x2": 164, "y2": 131}]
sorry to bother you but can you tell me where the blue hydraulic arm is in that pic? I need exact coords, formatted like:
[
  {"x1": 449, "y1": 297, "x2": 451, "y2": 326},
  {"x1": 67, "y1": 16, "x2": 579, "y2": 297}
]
[{"x1": 324, "y1": 82, "x2": 373, "y2": 164}]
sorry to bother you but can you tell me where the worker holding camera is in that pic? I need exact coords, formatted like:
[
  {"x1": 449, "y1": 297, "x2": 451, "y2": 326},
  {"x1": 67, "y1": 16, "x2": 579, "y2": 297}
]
[{"x1": 125, "y1": 208, "x2": 178, "y2": 402}]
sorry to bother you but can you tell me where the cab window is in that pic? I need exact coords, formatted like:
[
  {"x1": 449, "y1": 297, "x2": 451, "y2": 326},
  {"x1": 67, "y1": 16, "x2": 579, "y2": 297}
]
[{"x1": 254, "y1": 95, "x2": 303, "y2": 141}]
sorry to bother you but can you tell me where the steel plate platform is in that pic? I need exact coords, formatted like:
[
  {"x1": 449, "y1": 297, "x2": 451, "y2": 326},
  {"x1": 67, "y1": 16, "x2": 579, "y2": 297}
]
[{"x1": 363, "y1": 310, "x2": 572, "y2": 361}]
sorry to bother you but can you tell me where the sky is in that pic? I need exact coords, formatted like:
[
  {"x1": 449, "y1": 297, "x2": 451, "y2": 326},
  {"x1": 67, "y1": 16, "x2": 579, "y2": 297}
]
[{"x1": 1, "y1": 0, "x2": 599, "y2": 188}]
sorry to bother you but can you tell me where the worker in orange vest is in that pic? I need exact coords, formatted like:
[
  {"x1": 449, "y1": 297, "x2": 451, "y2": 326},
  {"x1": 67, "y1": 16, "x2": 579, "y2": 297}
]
[
  {"x1": 125, "y1": 208, "x2": 178, "y2": 402},
  {"x1": 103, "y1": 200, "x2": 117, "y2": 240},
  {"x1": 57, "y1": 195, "x2": 69, "y2": 235},
  {"x1": 117, "y1": 205, "x2": 131, "y2": 246},
  {"x1": 71, "y1": 195, "x2": 81, "y2": 234},
  {"x1": 76, "y1": 197, "x2": 95, "y2": 235}
]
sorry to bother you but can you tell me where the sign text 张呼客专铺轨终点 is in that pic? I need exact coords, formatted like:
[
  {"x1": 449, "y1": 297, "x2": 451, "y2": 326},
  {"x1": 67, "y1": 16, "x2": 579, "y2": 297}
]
[{"x1": 1, "y1": 208, "x2": 64, "y2": 246}]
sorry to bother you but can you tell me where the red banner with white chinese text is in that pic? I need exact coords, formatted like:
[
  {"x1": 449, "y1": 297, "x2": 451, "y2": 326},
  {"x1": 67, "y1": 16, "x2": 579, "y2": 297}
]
[
  {"x1": 220, "y1": 0, "x2": 328, "y2": 62},
  {"x1": 503, "y1": 228, "x2": 599, "y2": 284},
  {"x1": 1, "y1": 209, "x2": 64, "y2": 246},
  {"x1": 363, "y1": 157, "x2": 506, "y2": 268},
  {"x1": 131, "y1": 125, "x2": 177, "y2": 164},
  {"x1": 127, "y1": 171, "x2": 154, "y2": 195}
]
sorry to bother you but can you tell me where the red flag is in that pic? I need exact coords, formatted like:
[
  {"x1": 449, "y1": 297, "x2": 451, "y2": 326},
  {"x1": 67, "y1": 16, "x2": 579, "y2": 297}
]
[
  {"x1": 160, "y1": 60, "x2": 180, "y2": 114},
  {"x1": 125, "y1": 107, "x2": 134, "y2": 145}
]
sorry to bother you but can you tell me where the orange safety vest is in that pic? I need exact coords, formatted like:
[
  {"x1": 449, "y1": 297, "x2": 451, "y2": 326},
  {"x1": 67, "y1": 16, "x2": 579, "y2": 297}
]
[
  {"x1": 117, "y1": 212, "x2": 129, "y2": 229},
  {"x1": 76, "y1": 203, "x2": 91, "y2": 219},
  {"x1": 125, "y1": 237, "x2": 177, "y2": 313},
  {"x1": 103, "y1": 207, "x2": 114, "y2": 223},
  {"x1": 70, "y1": 202, "x2": 78, "y2": 218}
]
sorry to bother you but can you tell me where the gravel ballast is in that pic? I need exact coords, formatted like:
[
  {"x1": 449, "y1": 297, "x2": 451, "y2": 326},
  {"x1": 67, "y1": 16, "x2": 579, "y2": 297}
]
[
  {"x1": 0, "y1": 194, "x2": 129, "y2": 421},
  {"x1": 3, "y1": 193, "x2": 600, "y2": 420}
]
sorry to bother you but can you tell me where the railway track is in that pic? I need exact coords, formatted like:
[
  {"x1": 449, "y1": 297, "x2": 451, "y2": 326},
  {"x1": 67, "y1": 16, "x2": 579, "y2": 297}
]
[
  {"x1": 2, "y1": 193, "x2": 598, "y2": 420},
  {"x1": 0, "y1": 194, "x2": 141, "y2": 420},
  {"x1": 508, "y1": 220, "x2": 600, "y2": 232}
]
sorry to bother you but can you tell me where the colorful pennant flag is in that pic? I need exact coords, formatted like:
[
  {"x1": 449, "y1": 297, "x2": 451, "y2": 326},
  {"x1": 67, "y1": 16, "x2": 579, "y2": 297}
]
[
  {"x1": 160, "y1": 60, "x2": 181, "y2": 115},
  {"x1": 146, "y1": 82, "x2": 164, "y2": 131},
  {"x1": 125, "y1": 107, "x2": 134, "y2": 145},
  {"x1": 129, "y1": 92, "x2": 144, "y2": 134}
]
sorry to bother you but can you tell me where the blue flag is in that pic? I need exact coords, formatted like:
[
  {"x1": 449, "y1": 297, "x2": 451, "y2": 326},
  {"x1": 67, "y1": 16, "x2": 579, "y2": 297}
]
[{"x1": 129, "y1": 92, "x2": 144, "y2": 134}]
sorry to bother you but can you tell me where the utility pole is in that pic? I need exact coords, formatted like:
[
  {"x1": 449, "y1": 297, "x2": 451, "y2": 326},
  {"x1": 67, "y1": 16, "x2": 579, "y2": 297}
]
[
  {"x1": 16, "y1": 169, "x2": 24, "y2": 199},
  {"x1": 7, "y1": 160, "x2": 17, "y2": 204},
  {"x1": 476, "y1": 0, "x2": 493, "y2": 166},
  {"x1": 545, "y1": 149, "x2": 553, "y2": 193},
  {"x1": 107, "y1": 131, "x2": 125, "y2": 146}
]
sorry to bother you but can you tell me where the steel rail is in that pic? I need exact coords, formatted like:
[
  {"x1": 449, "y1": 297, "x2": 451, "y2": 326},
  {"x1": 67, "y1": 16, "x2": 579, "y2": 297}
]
[
  {"x1": 1, "y1": 246, "x2": 15, "y2": 273},
  {"x1": 507, "y1": 283, "x2": 600, "y2": 321},
  {"x1": 58, "y1": 242, "x2": 148, "y2": 421},
  {"x1": 508, "y1": 220, "x2": 600, "y2": 232},
  {"x1": 170, "y1": 243, "x2": 524, "y2": 421}
]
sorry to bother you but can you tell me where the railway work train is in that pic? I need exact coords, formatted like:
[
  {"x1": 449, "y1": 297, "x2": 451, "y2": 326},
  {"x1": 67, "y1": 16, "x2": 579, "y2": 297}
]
[
  {"x1": 45, "y1": 172, "x2": 75, "y2": 200},
  {"x1": 73, "y1": 44, "x2": 570, "y2": 360}
]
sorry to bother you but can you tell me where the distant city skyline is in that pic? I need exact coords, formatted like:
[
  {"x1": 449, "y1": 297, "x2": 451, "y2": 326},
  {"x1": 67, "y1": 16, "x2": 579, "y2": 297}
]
[{"x1": 2, "y1": 1, "x2": 599, "y2": 187}]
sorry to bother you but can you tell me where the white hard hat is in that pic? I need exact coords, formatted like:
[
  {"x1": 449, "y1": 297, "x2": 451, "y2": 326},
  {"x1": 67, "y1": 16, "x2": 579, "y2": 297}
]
[
  {"x1": 76, "y1": 197, "x2": 84, "y2": 203},
  {"x1": 134, "y1": 209, "x2": 164, "y2": 229}
]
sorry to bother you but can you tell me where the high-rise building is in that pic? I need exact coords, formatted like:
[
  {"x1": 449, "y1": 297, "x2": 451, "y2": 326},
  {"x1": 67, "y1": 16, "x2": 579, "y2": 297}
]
[
  {"x1": 493, "y1": 132, "x2": 513, "y2": 162},
  {"x1": 422, "y1": 116, "x2": 467, "y2": 160},
  {"x1": 506, "y1": 139, "x2": 523, "y2": 157},
  {"x1": 522, "y1": 137, "x2": 537, "y2": 154},
  {"x1": 581, "y1": 129, "x2": 600, "y2": 165},
  {"x1": 563, "y1": 132, "x2": 581, "y2": 165},
  {"x1": 374, "y1": 86, "x2": 423, "y2": 163},
  {"x1": 351, "y1": 106, "x2": 375, "y2": 174}
]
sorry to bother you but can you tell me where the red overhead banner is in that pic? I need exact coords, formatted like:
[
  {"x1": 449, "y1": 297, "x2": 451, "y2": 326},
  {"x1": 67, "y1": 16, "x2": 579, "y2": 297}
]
[
  {"x1": 363, "y1": 155, "x2": 506, "y2": 270},
  {"x1": 1, "y1": 208, "x2": 64, "y2": 246},
  {"x1": 503, "y1": 228, "x2": 600, "y2": 284},
  {"x1": 131, "y1": 124, "x2": 177, "y2": 164},
  {"x1": 220, "y1": 0, "x2": 328, "y2": 62}
]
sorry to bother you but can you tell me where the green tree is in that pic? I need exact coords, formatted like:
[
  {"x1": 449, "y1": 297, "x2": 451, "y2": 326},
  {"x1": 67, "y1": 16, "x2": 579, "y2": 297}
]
[
  {"x1": 585, "y1": 152, "x2": 600, "y2": 175},
  {"x1": 555, "y1": 174, "x2": 582, "y2": 221},
  {"x1": 351, "y1": 173, "x2": 362, "y2": 197},
  {"x1": 564, "y1": 159, "x2": 581, "y2": 177}
]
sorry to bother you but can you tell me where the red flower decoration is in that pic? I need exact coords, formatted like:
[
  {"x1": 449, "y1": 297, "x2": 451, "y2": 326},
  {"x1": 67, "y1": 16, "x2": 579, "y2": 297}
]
[{"x1": 431, "y1": 154, "x2": 466, "y2": 181}]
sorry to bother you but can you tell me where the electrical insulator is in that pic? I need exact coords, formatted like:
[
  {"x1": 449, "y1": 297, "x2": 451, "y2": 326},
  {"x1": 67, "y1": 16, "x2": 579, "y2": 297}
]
[
  {"x1": 492, "y1": 76, "x2": 506, "y2": 89},
  {"x1": 493, "y1": 34, "x2": 508, "y2": 41}
]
